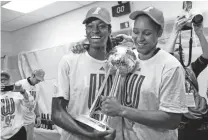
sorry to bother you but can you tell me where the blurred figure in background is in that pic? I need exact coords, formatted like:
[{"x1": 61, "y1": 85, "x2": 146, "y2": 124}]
[
  {"x1": 166, "y1": 15, "x2": 208, "y2": 140},
  {"x1": 1, "y1": 71, "x2": 34, "y2": 140},
  {"x1": 15, "y1": 69, "x2": 45, "y2": 140}
]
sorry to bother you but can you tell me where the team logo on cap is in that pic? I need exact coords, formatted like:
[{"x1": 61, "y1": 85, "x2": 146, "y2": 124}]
[
  {"x1": 144, "y1": 6, "x2": 154, "y2": 12},
  {"x1": 92, "y1": 7, "x2": 101, "y2": 15}
]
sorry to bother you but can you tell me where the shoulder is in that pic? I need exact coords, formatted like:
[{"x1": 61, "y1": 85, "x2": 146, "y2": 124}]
[
  {"x1": 16, "y1": 78, "x2": 27, "y2": 83},
  {"x1": 15, "y1": 78, "x2": 28, "y2": 85},
  {"x1": 158, "y1": 49, "x2": 183, "y2": 70},
  {"x1": 60, "y1": 52, "x2": 85, "y2": 64}
]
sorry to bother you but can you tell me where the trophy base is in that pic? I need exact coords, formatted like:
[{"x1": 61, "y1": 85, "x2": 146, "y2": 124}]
[{"x1": 75, "y1": 115, "x2": 107, "y2": 132}]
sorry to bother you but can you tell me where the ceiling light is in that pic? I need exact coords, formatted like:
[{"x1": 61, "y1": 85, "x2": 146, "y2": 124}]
[{"x1": 2, "y1": 1, "x2": 56, "y2": 13}]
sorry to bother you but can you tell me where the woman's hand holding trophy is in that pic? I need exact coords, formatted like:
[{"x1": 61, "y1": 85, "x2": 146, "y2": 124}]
[{"x1": 75, "y1": 44, "x2": 138, "y2": 134}]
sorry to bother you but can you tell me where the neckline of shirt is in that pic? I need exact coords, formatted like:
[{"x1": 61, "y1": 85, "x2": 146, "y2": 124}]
[
  {"x1": 85, "y1": 51, "x2": 107, "y2": 63},
  {"x1": 138, "y1": 48, "x2": 161, "y2": 64}
]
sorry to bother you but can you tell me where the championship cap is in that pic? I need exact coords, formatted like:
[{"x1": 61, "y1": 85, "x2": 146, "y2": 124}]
[
  {"x1": 83, "y1": 7, "x2": 111, "y2": 24},
  {"x1": 130, "y1": 6, "x2": 164, "y2": 29}
]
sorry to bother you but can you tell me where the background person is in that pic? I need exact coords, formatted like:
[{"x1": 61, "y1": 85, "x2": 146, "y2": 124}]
[
  {"x1": 1, "y1": 71, "x2": 34, "y2": 140},
  {"x1": 166, "y1": 15, "x2": 208, "y2": 140},
  {"x1": 15, "y1": 69, "x2": 45, "y2": 140}
]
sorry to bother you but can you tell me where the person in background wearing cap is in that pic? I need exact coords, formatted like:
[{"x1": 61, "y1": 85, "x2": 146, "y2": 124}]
[
  {"x1": 15, "y1": 69, "x2": 45, "y2": 140},
  {"x1": 52, "y1": 7, "x2": 115, "y2": 140},
  {"x1": 100, "y1": 6, "x2": 188, "y2": 140},
  {"x1": 1, "y1": 71, "x2": 34, "y2": 140},
  {"x1": 166, "y1": 15, "x2": 208, "y2": 140}
]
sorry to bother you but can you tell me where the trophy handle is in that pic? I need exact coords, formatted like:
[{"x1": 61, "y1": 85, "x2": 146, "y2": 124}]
[
  {"x1": 110, "y1": 70, "x2": 121, "y2": 97},
  {"x1": 89, "y1": 68, "x2": 122, "y2": 125},
  {"x1": 101, "y1": 69, "x2": 122, "y2": 123}
]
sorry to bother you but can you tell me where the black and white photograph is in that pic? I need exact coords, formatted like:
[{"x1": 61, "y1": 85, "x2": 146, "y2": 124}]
[{"x1": 1, "y1": 1, "x2": 208, "y2": 140}]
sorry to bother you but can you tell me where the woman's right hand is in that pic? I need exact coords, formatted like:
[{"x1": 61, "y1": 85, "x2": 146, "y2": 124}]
[
  {"x1": 173, "y1": 15, "x2": 189, "y2": 33},
  {"x1": 90, "y1": 128, "x2": 116, "y2": 140}
]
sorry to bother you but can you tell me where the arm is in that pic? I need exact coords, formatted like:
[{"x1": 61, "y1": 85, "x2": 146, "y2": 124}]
[
  {"x1": 120, "y1": 106, "x2": 181, "y2": 130},
  {"x1": 189, "y1": 23, "x2": 208, "y2": 77},
  {"x1": 52, "y1": 97, "x2": 95, "y2": 138},
  {"x1": 51, "y1": 56, "x2": 110, "y2": 139},
  {"x1": 51, "y1": 56, "x2": 92, "y2": 137},
  {"x1": 34, "y1": 102, "x2": 40, "y2": 115},
  {"x1": 166, "y1": 30, "x2": 179, "y2": 54},
  {"x1": 34, "y1": 102, "x2": 41, "y2": 127},
  {"x1": 13, "y1": 83, "x2": 29, "y2": 101},
  {"x1": 102, "y1": 97, "x2": 182, "y2": 130},
  {"x1": 166, "y1": 16, "x2": 188, "y2": 53},
  {"x1": 102, "y1": 66, "x2": 187, "y2": 130},
  {"x1": 194, "y1": 23, "x2": 208, "y2": 59}
]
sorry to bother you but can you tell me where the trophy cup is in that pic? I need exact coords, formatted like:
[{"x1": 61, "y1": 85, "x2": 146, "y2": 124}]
[{"x1": 75, "y1": 45, "x2": 137, "y2": 131}]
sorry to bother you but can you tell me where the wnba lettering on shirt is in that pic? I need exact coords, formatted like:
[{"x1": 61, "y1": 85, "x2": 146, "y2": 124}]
[
  {"x1": 87, "y1": 73, "x2": 145, "y2": 121},
  {"x1": 122, "y1": 73, "x2": 145, "y2": 108},
  {"x1": 88, "y1": 73, "x2": 113, "y2": 120},
  {"x1": 1, "y1": 97, "x2": 15, "y2": 128}
]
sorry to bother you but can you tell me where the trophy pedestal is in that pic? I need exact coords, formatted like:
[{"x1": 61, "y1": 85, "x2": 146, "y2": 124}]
[{"x1": 75, "y1": 115, "x2": 107, "y2": 132}]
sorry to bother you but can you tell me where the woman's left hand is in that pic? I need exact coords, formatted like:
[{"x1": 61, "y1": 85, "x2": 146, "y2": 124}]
[{"x1": 101, "y1": 96, "x2": 123, "y2": 117}]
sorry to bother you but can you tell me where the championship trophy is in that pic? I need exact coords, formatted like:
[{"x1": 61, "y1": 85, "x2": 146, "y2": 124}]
[{"x1": 75, "y1": 45, "x2": 137, "y2": 131}]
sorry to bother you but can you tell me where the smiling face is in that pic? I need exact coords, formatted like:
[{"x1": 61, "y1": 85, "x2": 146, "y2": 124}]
[
  {"x1": 132, "y1": 15, "x2": 162, "y2": 56},
  {"x1": 85, "y1": 18, "x2": 111, "y2": 50}
]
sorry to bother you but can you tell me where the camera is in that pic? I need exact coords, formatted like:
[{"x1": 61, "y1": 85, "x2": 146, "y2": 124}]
[
  {"x1": 181, "y1": 1, "x2": 203, "y2": 30},
  {"x1": 192, "y1": 14, "x2": 203, "y2": 25}
]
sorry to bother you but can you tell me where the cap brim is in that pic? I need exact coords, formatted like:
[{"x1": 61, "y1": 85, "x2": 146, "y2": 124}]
[
  {"x1": 129, "y1": 11, "x2": 161, "y2": 27},
  {"x1": 83, "y1": 15, "x2": 110, "y2": 24}
]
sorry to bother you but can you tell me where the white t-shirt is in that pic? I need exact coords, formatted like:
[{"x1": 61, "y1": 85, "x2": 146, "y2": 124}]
[
  {"x1": 55, "y1": 51, "x2": 112, "y2": 140},
  {"x1": 1, "y1": 92, "x2": 25, "y2": 139},
  {"x1": 120, "y1": 49, "x2": 188, "y2": 140},
  {"x1": 15, "y1": 79, "x2": 39, "y2": 125}
]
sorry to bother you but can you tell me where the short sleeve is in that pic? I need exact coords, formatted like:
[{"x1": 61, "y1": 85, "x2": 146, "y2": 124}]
[
  {"x1": 55, "y1": 56, "x2": 70, "y2": 100},
  {"x1": 15, "y1": 80, "x2": 22, "y2": 86},
  {"x1": 159, "y1": 66, "x2": 188, "y2": 113}
]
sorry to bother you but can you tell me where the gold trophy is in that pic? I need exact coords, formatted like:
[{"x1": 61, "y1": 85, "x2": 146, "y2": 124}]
[{"x1": 75, "y1": 45, "x2": 137, "y2": 131}]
